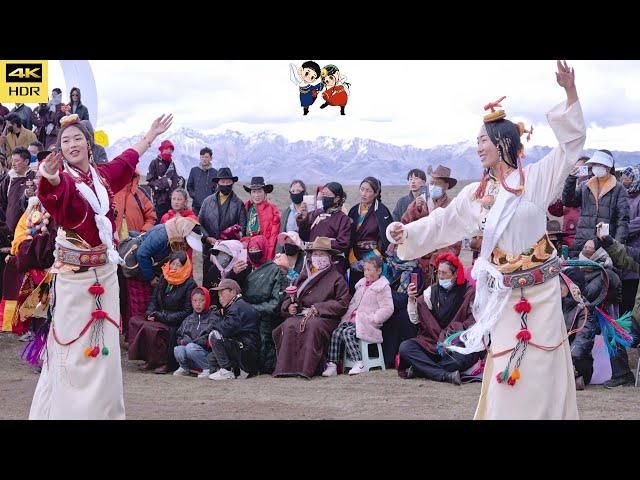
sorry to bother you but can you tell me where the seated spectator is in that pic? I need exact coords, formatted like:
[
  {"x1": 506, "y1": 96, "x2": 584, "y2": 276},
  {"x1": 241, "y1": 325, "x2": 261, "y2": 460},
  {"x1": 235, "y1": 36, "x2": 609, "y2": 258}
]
[
  {"x1": 243, "y1": 176, "x2": 281, "y2": 259},
  {"x1": 323, "y1": 256, "x2": 393, "y2": 376},
  {"x1": 160, "y1": 188, "x2": 197, "y2": 224},
  {"x1": 227, "y1": 234, "x2": 287, "y2": 374},
  {"x1": 173, "y1": 287, "x2": 218, "y2": 378},
  {"x1": 393, "y1": 168, "x2": 426, "y2": 222},
  {"x1": 128, "y1": 251, "x2": 197, "y2": 374},
  {"x1": 398, "y1": 253, "x2": 478, "y2": 385},
  {"x1": 560, "y1": 267, "x2": 597, "y2": 390},
  {"x1": 9, "y1": 103, "x2": 33, "y2": 131},
  {"x1": 203, "y1": 239, "x2": 244, "y2": 293},
  {"x1": 1, "y1": 114, "x2": 38, "y2": 157},
  {"x1": 596, "y1": 232, "x2": 640, "y2": 388},
  {"x1": 347, "y1": 177, "x2": 393, "y2": 291},
  {"x1": 280, "y1": 179, "x2": 310, "y2": 236},
  {"x1": 274, "y1": 231, "x2": 306, "y2": 283},
  {"x1": 136, "y1": 216, "x2": 202, "y2": 284},
  {"x1": 207, "y1": 279, "x2": 261, "y2": 380},
  {"x1": 579, "y1": 239, "x2": 621, "y2": 310},
  {"x1": 297, "y1": 182, "x2": 351, "y2": 274},
  {"x1": 27, "y1": 141, "x2": 44, "y2": 170},
  {"x1": 562, "y1": 150, "x2": 629, "y2": 258},
  {"x1": 273, "y1": 237, "x2": 351, "y2": 378}
]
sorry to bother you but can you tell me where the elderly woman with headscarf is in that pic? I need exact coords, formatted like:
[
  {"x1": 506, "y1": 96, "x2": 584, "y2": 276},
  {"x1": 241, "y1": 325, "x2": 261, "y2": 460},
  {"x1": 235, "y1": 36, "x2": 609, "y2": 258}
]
[
  {"x1": 618, "y1": 165, "x2": 640, "y2": 316},
  {"x1": 227, "y1": 234, "x2": 288, "y2": 374},
  {"x1": 297, "y1": 182, "x2": 351, "y2": 275},
  {"x1": 128, "y1": 251, "x2": 197, "y2": 374},
  {"x1": 273, "y1": 237, "x2": 351, "y2": 378},
  {"x1": 274, "y1": 231, "x2": 306, "y2": 282},
  {"x1": 203, "y1": 239, "x2": 244, "y2": 292}
]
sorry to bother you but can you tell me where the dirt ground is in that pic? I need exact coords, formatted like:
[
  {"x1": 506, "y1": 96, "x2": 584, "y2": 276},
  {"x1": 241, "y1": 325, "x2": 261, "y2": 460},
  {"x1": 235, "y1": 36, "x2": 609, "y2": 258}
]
[{"x1": 1, "y1": 332, "x2": 638, "y2": 420}]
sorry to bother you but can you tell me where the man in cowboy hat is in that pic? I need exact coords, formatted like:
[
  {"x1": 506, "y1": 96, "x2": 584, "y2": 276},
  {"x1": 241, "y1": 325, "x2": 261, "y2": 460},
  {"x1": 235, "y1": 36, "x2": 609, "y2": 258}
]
[
  {"x1": 242, "y1": 176, "x2": 281, "y2": 259},
  {"x1": 187, "y1": 147, "x2": 217, "y2": 216},
  {"x1": 401, "y1": 165, "x2": 462, "y2": 286},
  {"x1": 198, "y1": 167, "x2": 246, "y2": 282}
]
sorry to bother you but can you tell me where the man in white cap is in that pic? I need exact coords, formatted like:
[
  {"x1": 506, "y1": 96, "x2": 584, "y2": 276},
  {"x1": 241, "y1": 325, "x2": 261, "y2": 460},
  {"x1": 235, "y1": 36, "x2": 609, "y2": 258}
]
[{"x1": 562, "y1": 149, "x2": 630, "y2": 258}]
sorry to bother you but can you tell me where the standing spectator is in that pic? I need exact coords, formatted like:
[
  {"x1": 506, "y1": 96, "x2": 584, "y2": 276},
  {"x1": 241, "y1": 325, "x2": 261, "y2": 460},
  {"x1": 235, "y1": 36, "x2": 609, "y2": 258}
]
[
  {"x1": 160, "y1": 188, "x2": 197, "y2": 224},
  {"x1": 243, "y1": 176, "x2": 281, "y2": 259},
  {"x1": 1, "y1": 114, "x2": 38, "y2": 158},
  {"x1": 69, "y1": 87, "x2": 90, "y2": 121},
  {"x1": 619, "y1": 165, "x2": 640, "y2": 315},
  {"x1": 30, "y1": 89, "x2": 64, "y2": 150},
  {"x1": 207, "y1": 279, "x2": 261, "y2": 380},
  {"x1": 0, "y1": 104, "x2": 9, "y2": 118},
  {"x1": 9, "y1": 104, "x2": 33, "y2": 131},
  {"x1": 114, "y1": 170, "x2": 156, "y2": 239},
  {"x1": 186, "y1": 147, "x2": 217, "y2": 216},
  {"x1": 347, "y1": 177, "x2": 393, "y2": 292},
  {"x1": 80, "y1": 120, "x2": 108, "y2": 164},
  {"x1": 562, "y1": 150, "x2": 630, "y2": 257},
  {"x1": 173, "y1": 287, "x2": 218, "y2": 377},
  {"x1": 547, "y1": 156, "x2": 590, "y2": 250},
  {"x1": 392, "y1": 168, "x2": 426, "y2": 222},
  {"x1": 402, "y1": 165, "x2": 462, "y2": 285},
  {"x1": 199, "y1": 167, "x2": 246, "y2": 283},
  {"x1": 280, "y1": 179, "x2": 309, "y2": 235},
  {"x1": 147, "y1": 139, "x2": 180, "y2": 220},
  {"x1": 0, "y1": 147, "x2": 36, "y2": 235}
]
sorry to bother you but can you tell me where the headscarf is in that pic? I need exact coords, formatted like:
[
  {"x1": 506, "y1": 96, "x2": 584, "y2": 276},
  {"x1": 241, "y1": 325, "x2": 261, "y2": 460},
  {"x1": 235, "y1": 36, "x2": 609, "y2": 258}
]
[
  {"x1": 247, "y1": 235, "x2": 269, "y2": 268},
  {"x1": 162, "y1": 256, "x2": 193, "y2": 285},
  {"x1": 191, "y1": 286, "x2": 211, "y2": 311},
  {"x1": 211, "y1": 240, "x2": 244, "y2": 278},
  {"x1": 623, "y1": 165, "x2": 640, "y2": 195}
]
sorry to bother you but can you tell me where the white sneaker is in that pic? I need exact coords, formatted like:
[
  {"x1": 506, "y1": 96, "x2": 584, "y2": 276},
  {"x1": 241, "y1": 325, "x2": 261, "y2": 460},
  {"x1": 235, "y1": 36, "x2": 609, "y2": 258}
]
[
  {"x1": 322, "y1": 362, "x2": 338, "y2": 377},
  {"x1": 173, "y1": 367, "x2": 190, "y2": 376},
  {"x1": 209, "y1": 368, "x2": 236, "y2": 380},
  {"x1": 197, "y1": 369, "x2": 211, "y2": 378},
  {"x1": 237, "y1": 369, "x2": 250, "y2": 379},
  {"x1": 348, "y1": 361, "x2": 366, "y2": 375}
]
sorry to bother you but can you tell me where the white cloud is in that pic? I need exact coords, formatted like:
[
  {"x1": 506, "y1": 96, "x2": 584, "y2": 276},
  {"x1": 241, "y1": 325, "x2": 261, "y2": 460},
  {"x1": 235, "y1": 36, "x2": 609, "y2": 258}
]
[{"x1": 40, "y1": 60, "x2": 640, "y2": 151}]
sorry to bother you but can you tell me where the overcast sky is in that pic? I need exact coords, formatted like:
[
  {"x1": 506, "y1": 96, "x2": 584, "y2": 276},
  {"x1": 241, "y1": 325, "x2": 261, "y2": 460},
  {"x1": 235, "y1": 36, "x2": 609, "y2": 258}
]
[{"x1": 44, "y1": 60, "x2": 640, "y2": 151}]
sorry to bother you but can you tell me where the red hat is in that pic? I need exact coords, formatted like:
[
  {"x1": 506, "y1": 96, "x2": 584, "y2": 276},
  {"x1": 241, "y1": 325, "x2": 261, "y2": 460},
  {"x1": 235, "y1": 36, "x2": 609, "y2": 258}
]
[
  {"x1": 435, "y1": 252, "x2": 465, "y2": 286},
  {"x1": 159, "y1": 140, "x2": 174, "y2": 152},
  {"x1": 191, "y1": 286, "x2": 211, "y2": 310}
]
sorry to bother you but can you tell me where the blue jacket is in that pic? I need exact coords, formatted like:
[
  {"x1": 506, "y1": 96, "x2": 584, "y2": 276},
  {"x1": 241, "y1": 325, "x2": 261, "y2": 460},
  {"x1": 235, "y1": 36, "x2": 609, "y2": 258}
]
[{"x1": 136, "y1": 224, "x2": 171, "y2": 281}]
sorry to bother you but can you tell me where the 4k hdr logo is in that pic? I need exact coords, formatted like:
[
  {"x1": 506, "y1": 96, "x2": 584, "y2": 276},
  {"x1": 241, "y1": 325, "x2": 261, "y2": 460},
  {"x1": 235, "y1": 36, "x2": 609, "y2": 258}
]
[{"x1": 0, "y1": 60, "x2": 48, "y2": 103}]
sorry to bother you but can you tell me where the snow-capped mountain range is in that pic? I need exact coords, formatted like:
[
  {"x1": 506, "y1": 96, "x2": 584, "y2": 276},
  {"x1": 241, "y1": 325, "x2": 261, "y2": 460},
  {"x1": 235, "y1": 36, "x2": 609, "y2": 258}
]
[{"x1": 106, "y1": 128, "x2": 640, "y2": 185}]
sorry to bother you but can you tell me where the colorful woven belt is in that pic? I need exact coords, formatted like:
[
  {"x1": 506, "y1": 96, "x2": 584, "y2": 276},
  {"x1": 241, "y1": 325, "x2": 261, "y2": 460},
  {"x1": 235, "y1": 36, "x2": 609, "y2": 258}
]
[
  {"x1": 501, "y1": 256, "x2": 561, "y2": 289},
  {"x1": 55, "y1": 245, "x2": 109, "y2": 268}
]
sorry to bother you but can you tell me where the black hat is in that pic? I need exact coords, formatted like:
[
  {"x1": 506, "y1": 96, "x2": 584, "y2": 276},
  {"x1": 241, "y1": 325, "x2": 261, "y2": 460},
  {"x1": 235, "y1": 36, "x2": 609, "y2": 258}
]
[
  {"x1": 243, "y1": 176, "x2": 274, "y2": 194},
  {"x1": 37, "y1": 150, "x2": 52, "y2": 161},
  {"x1": 213, "y1": 167, "x2": 238, "y2": 183}
]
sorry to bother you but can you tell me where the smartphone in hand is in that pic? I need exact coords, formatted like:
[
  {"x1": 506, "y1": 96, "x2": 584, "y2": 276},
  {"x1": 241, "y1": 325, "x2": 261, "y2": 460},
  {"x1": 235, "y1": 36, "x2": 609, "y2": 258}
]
[
  {"x1": 238, "y1": 248, "x2": 248, "y2": 263},
  {"x1": 410, "y1": 272, "x2": 418, "y2": 287}
]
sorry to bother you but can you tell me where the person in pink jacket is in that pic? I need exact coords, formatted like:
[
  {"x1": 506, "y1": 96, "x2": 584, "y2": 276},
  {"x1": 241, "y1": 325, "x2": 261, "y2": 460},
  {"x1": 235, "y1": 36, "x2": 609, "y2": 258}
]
[{"x1": 322, "y1": 256, "x2": 394, "y2": 376}]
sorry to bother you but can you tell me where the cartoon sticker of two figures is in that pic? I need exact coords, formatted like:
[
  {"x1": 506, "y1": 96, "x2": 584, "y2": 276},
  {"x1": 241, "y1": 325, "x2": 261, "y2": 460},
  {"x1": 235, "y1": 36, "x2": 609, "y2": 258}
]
[{"x1": 290, "y1": 61, "x2": 351, "y2": 116}]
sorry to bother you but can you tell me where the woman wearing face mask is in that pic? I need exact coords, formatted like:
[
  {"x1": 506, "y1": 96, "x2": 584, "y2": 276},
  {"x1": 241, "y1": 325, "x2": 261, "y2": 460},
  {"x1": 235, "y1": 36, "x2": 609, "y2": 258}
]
[
  {"x1": 562, "y1": 150, "x2": 630, "y2": 258},
  {"x1": 347, "y1": 177, "x2": 393, "y2": 292},
  {"x1": 617, "y1": 165, "x2": 640, "y2": 317},
  {"x1": 399, "y1": 253, "x2": 479, "y2": 384},
  {"x1": 203, "y1": 239, "x2": 244, "y2": 294},
  {"x1": 402, "y1": 165, "x2": 462, "y2": 286},
  {"x1": 297, "y1": 181, "x2": 351, "y2": 274},
  {"x1": 273, "y1": 237, "x2": 351, "y2": 378},
  {"x1": 228, "y1": 234, "x2": 288, "y2": 374},
  {"x1": 279, "y1": 179, "x2": 311, "y2": 237},
  {"x1": 32, "y1": 91, "x2": 64, "y2": 150},
  {"x1": 274, "y1": 231, "x2": 306, "y2": 281},
  {"x1": 128, "y1": 251, "x2": 197, "y2": 375},
  {"x1": 387, "y1": 61, "x2": 586, "y2": 419}
]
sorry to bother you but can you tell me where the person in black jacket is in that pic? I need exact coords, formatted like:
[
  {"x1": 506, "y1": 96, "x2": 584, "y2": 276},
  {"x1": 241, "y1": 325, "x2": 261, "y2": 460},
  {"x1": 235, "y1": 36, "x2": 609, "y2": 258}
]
[
  {"x1": 207, "y1": 279, "x2": 261, "y2": 380},
  {"x1": 347, "y1": 176, "x2": 393, "y2": 292},
  {"x1": 562, "y1": 150, "x2": 630, "y2": 258},
  {"x1": 147, "y1": 139, "x2": 180, "y2": 220},
  {"x1": 198, "y1": 167, "x2": 247, "y2": 281},
  {"x1": 128, "y1": 251, "x2": 197, "y2": 374},
  {"x1": 173, "y1": 287, "x2": 219, "y2": 377},
  {"x1": 187, "y1": 147, "x2": 217, "y2": 216},
  {"x1": 69, "y1": 87, "x2": 90, "y2": 121}
]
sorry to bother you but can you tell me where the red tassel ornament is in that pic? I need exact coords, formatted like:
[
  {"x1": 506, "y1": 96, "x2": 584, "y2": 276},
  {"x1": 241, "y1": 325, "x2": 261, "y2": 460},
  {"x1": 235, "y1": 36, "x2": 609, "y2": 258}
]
[{"x1": 89, "y1": 283, "x2": 105, "y2": 296}]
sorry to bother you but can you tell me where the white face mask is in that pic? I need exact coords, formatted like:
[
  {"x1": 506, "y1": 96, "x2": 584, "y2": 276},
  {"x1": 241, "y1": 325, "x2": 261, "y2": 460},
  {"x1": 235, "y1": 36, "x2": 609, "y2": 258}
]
[
  {"x1": 429, "y1": 185, "x2": 444, "y2": 199},
  {"x1": 316, "y1": 200, "x2": 323, "y2": 210},
  {"x1": 592, "y1": 166, "x2": 608, "y2": 178},
  {"x1": 439, "y1": 278, "x2": 453, "y2": 289}
]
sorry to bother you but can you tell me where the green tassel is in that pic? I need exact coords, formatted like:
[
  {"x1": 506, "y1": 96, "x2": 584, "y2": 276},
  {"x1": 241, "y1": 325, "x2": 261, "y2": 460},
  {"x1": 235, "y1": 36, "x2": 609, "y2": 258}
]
[
  {"x1": 442, "y1": 330, "x2": 462, "y2": 346},
  {"x1": 501, "y1": 367, "x2": 510, "y2": 383},
  {"x1": 616, "y1": 311, "x2": 633, "y2": 332},
  {"x1": 101, "y1": 347, "x2": 109, "y2": 356}
]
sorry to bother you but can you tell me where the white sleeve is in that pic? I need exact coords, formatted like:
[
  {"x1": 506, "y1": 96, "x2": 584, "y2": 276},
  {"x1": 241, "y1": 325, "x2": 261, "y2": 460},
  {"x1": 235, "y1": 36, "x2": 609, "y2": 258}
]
[
  {"x1": 408, "y1": 298, "x2": 419, "y2": 324},
  {"x1": 387, "y1": 183, "x2": 481, "y2": 261},
  {"x1": 525, "y1": 100, "x2": 587, "y2": 208}
]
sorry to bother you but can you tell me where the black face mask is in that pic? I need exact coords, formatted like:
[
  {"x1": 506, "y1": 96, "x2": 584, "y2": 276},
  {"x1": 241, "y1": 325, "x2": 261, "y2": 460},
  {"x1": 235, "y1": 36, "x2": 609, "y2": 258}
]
[
  {"x1": 290, "y1": 192, "x2": 304, "y2": 204},
  {"x1": 322, "y1": 196, "x2": 335, "y2": 210},
  {"x1": 7, "y1": 126, "x2": 13, "y2": 134},
  {"x1": 248, "y1": 251, "x2": 263, "y2": 264},
  {"x1": 283, "y1": 243, "x2": 299, "y2": 256},
  {"x1": 218, "y1": 184, "x2": 233, "y2": 195}
]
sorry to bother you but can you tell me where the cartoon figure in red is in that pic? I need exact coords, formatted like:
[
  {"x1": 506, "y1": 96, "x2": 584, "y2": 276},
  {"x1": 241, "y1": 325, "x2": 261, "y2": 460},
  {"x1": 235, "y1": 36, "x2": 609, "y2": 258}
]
[{"x1": 319, "y1": 65, "x2": 350, "y2": 115}]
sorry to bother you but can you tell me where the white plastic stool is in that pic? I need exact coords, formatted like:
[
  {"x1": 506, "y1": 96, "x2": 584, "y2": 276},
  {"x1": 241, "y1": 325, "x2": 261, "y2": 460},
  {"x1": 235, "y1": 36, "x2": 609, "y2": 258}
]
[{"x1": 343, "y1": 339, "x2": 386, "y2": 373}]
